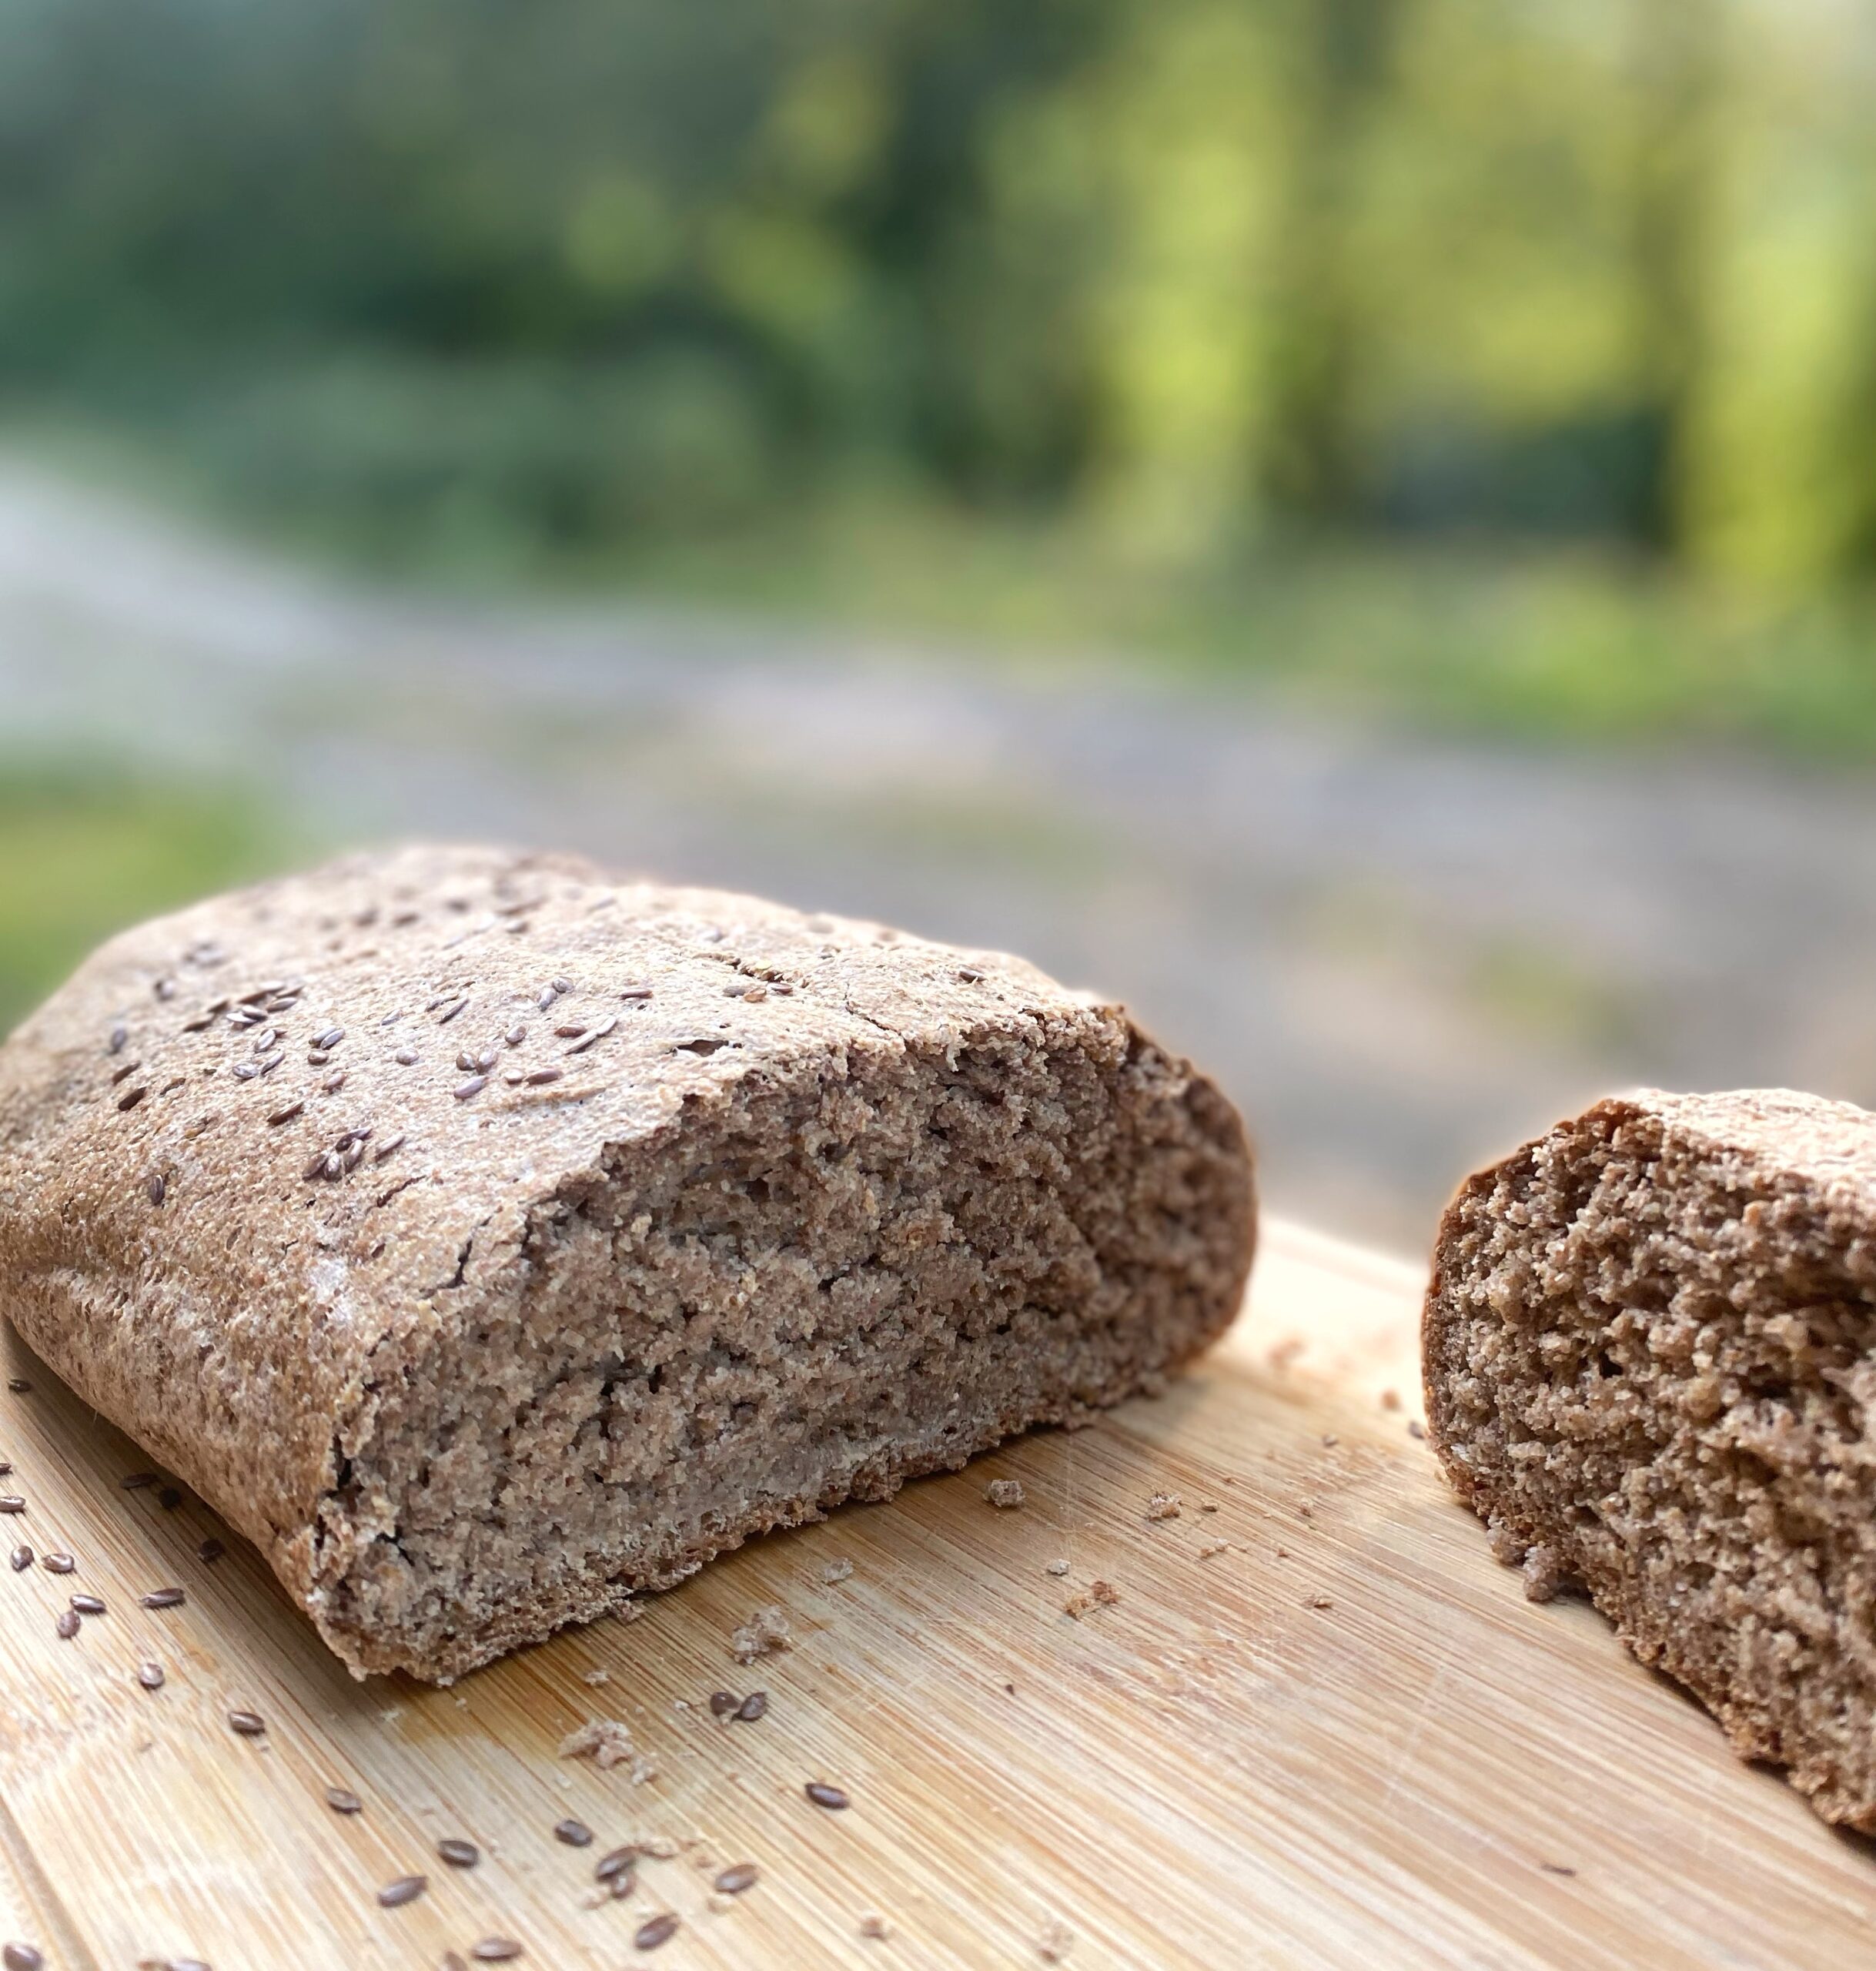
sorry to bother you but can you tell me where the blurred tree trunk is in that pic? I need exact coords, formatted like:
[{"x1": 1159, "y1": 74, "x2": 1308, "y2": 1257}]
[
  {"x1": 1261, "y1": 0, "x2": 1398, "y2": 527},
  {"x1": 1626, "y1": 0, "x2": 1717, "y2": 557}
]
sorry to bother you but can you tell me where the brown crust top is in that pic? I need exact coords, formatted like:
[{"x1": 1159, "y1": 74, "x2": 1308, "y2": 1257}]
[{"x1": 0, "y1": 844, "x2": 1179, "y2": 1622}]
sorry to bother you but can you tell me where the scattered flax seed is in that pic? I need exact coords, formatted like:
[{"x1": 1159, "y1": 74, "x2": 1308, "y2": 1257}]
[
  {"x1": 714, "y1": 1863, "x2": 758, "y2": 1896},
  {"x1": 551, "y1": 976, "x2": 574, "y2": 996},
  {"x1": 804, "y1": 1782, "x2": 849, "y2": 1810},
  {"x1": 525, "y1": 1067, "x2": 563, "y2": 1086},
  {"x1": 553, "y1": 1817, "x2": 593, "y2": 1847},
  {"x1": 146, "y1": 1173, "x2": 167, "y2": 1206},
  {"x1": 141, "y1": 1588, "x2": 186, "y2": 1610},
  {"x1": 821, "y1": 1557, "x2": 854, "y2": 1584},
  {"x1": 634, "y1": 1914, "x2": 680, "y2": 1952},
  {"x1": 323, "y1": 1071, "x2": 347, "y2": 1095},
  {"x1": 565, "y1": 1016, "x2": 617, "y2": 1055},
  {"x1": 228, "y1": 1709, "x2": 266, "y2": 1735},
  {"x1": 1199, "y1": 1502, "x2": 1220, "y2": 1514},
  {"x1": 708, "y1": 1691, "x2": 740, "y2": 1718},
  {"x1": 267, "y1": 1100, "x2": 304, "y2": 1126},
  {"x1": 558, "y1": 1718, "x2": 640, "y2": 1770},
  {"x1": 326, "y1": 1787, "x2": 363, "y2": 1814},
  {"x1": 1540, "y1": 1862, "x2": 1579, "y2": 1877},
  {"x1": 858, "y1": 1912, "x2": 892, "y2": 1940},
  {"x1": 731, "y1": 1605, "x2": 791, "y2": 1663},
  {"x1": 8, "y1": 1548, "x2": 28, "y2": 1571},
  {"x1": 122, "y1": 1471, "x2": 159, "y2": 1490},
  {"x1": 376, "y1": 1874, "x2": 427, "y2": 1908},
  {"x1": 438, "y1": 998, "x2": 469, "y2": 1024},
  {"x1": 314, "y1": 1027, "x2": 344, "y2": 1051},
  {"x1": 620, "y1": 984, "x2": 654, "y2": 1000},
  {"x1": 986, "y1": 1479, "x2": 1025, "y2": 1509},
  {"x1": 110, "y1": 1061, "x2": 140, "y2": 1085},
  {"x1": 594, "y1": 1847, "x2": 636, "y2": 1885},
  {"x1": 1037, "y1": 1917, "x2": 1075, "y2": 1961},
  {"x1": 5, "y1": 1380, "x2": 28, "y2": 1395},
  {"x1": 0, "y1": 1499, "x2": 24, "y2": 1515},
  {"x1": 117, "y1": 1086, "x2": 146, "y2": 1112},
  {"x1": 43, "y1": 1553, "x2": 73, "y2": 1574},
  {"x1": 395, "y1": 1049, "x2": 420, "y2": 1066},
  {"x1": 109, "y1": 1022, "x2": 129, "y2": 1055},
  {"x1": 69, "y1": 1594, "x2": 106, "y2": 1615},
  {"x1": 471, "y1": 1942, "x2": 523, "y2": 1963},
  {"x1": 3, "y1": 1945, "x2": 44, "y2": 1969},
  {"x1": 553, "y1": 1024, "x2": 587, "y2": 1040},
  {"x1": 55, "y1": 1610, "x2": 79, "y2": 1640},
  {"x1": 453, "y1": 1075, "x2": 488, "y2": 1101},
  {"x1": 1322, "y1": 1433, "x2": 1339, "y2": 1448},
  {"x1": 1145, "y1": 1492, "x2": 1181, "y2": 1521},
  {"x1": 735, "y1": 1691, "x2": 767, "y2": 1723},
  {"x1": 159, "y1": 1487, "x2": 182, "y2": 1510},
  {"x1": 199, "y1": 1538, "x2": 225, "y2": 1564},
  {"x1": 1064, "y1": 1581, "x2": 1120, "y2": 1619},
  {"x1": 505, "y1": 1024, "x2": 527, "y2": 1046},
  {"x1": 438, "y1": 1838, "x2": 480, "y2": 1869},
  {"x1": 372, "y1": 1134, "x2": 406, "y2": 1163},
  {"x1": 536, "y1": 988, "x2": 557, "y2": 1012},
  {"x1": 1308, "y1": 1595, "x2": 1335, "y2": 1611},
  {"x1": 1407, "y1": 1420, "x2": 1426, "y2": 1441},
  {"x1": 137, "y1": 1662, "x2": 165, "y2": 1691}
]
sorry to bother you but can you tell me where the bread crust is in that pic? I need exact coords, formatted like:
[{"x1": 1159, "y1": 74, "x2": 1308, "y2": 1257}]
[
  {"x1": 0, "y1": 845, "x2": 1255, "y2": 1678},
  {"x1": 1426, "y1": 1088, "x2": 1876, "y2": 1829}
]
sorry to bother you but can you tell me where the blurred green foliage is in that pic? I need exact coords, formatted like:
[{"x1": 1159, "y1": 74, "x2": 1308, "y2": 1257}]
[
  {"x1": 3, "y1": 0, "x2": 1876, "y2": 736},
  {"x1": 0, "y1": 768, "x2": 286, "y2": 1033}
]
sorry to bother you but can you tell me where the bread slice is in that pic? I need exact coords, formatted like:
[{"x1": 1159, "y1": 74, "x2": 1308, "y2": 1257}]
[
  {"x1": 0, "y1": 845, "x2": 1254, "y2": 1680},
  {"x1": 1425, "y1": 1088, "x2": 1876, "y2": 1829}
]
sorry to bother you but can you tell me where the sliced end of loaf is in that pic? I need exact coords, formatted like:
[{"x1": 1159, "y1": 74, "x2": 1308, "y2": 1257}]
[
  {"x1": 310, "y1": 1019, "x2": 1253, "y2": 1679},
  {"x1": 1425, "y1": 1091, "x2": 1876, "y2": 1829}
]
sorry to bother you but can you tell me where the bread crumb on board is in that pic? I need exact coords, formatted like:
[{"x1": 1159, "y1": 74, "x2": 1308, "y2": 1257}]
[
  {"x1": 1145, "y1": 1492, "x2": 1181, "y2": 1521},
  {"x1": 1521, "y1": 1543, "x2": 1566, "y2": 1603},
  {"x1": 1064, "y1": 1581, "x2": 1120, "y2": 1619},
  {"x1": 558, "y1": 1718, "x2": 657, "y2": 1782},
  {"x1": 858, "y1": 1911, "x2": 893, "y2": 1939},
  {"x1": 1198, "y1": 1540, "x2": 1232, "y2": 1560},
  {"x1": 986, "y1": 1478, "x2": 1026, "y2": 1509},
  {"x1": 1038, "y1": 1916, "x2": 1075, "y2": 1960},
  {"x1": 731, "y1": 1605, "x2": 792, "y2": 1663},
  {"x1": 821, "y1": 1557, "x2": 854, "y2": 1584},
  {"x1": 1045, "y1": 1558, "x2": 1070, "y2": 1577}
]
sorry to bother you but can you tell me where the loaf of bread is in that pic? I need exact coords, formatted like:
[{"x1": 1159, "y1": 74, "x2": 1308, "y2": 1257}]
[
  {"x1": 0, "y1": 845, "x2": 1254, "y2": 1680},
  {"x1": 1425, "y1": 1089, "x2": 1876, "y2": 1829}
]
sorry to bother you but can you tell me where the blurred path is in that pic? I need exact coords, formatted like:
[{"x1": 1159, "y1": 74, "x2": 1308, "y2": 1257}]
[{"x1": 4, "y1": 458, "x2": 1875, "y2": 1250}]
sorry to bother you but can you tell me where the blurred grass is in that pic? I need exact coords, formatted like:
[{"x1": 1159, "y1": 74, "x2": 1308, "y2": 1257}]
[
  {"x1": 22, "y1": 400, "x2": 1876, "y2": 764},
  {"x1": 0, "y1": 765, "x2": 289, "y2": 1035},
  {"x1": 613, "y1": 499, "x2": 1876, "y2": 758}
]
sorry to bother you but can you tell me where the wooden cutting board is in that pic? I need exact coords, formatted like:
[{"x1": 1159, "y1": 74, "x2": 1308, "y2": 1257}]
[{"x1": 0, "y1": 1218, "x2": 1868, "y2": 1970}]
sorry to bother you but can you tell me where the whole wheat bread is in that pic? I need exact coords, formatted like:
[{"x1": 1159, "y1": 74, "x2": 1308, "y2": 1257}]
[
  {"x1": 0, "y1": 845, "x2": 1254, "y2": 1679},
  {"x1": 1425, "y1": 1088, "x2": 1876, "y2": 1829}
]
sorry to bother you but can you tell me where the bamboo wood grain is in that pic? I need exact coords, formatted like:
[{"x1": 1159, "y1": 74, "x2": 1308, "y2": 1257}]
[{"x1": 0, "y1": 1217, "x2": 1869, "y2": 1969}]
